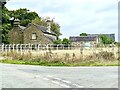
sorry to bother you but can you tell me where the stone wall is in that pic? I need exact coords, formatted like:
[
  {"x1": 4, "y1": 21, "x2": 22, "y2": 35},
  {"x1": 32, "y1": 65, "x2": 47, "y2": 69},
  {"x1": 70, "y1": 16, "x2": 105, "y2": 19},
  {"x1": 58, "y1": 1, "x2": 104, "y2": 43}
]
[
  {"x1": 8, "y1": 27, "x2": 23, "y2": 44},
  {"x1": 23, "y1": 24, "x2": 52, "y2": 44}
]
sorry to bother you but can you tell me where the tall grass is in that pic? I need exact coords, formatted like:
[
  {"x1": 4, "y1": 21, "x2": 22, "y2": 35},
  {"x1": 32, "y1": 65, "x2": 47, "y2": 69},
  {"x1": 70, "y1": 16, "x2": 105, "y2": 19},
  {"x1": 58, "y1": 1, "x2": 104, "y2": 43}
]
[{"x1": 0, "y1": 48, "x2": 119, "y2": 66}]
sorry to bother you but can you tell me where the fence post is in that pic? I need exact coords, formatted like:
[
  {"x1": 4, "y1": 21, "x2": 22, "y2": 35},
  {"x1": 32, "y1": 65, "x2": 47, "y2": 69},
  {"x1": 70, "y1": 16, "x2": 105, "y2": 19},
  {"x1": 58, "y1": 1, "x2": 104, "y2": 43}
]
[
  {"x1": 31, "y1": 44, "x2": 33, "y2": 52},
  {"x1": 28, "y1": 43, "x2": 30, "y2": 51},
  {"x1": 16, "y1": 44, "x2": 19, "y2": 53},
  {"x1": 20, "y1": 44, "x2": 23, "y2": 55},
  {"x1": 46, "y1": 44, "x2": 49, "y2": 52},
  {"x1": 12, "y1": 44, "x2": 15, "y2": 52},
  {"x1": 63, "y1": 44, "x2": 64, "y2": 50},
  {"x1": 80, "y1": 42, "x2": 84, "y2": 60},
  {"x1": 2, "y1": 44, "x2": 4, "y2": 52},
  {"x1": 37, "y1": 44, "x2": 40, "y2": 51},
  {"x1": 8, "y1": 44, "x2": 11, "y2": 52},
  {"x1": 57, "y1": 44, "x2": 59, "y2": 50},
  {"x1": 24, "y1": 44, "x2": 27, "y2": 51},
  {"x1": 5, "y1": 44, "x2": 7, "y2": 55}
]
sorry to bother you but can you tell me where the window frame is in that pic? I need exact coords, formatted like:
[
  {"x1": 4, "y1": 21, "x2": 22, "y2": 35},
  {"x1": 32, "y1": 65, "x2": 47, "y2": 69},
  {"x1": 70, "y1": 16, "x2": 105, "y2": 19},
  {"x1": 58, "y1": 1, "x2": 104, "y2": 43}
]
[{"x1": 32, "y1": 33, "x2": 37, "y2": 40}]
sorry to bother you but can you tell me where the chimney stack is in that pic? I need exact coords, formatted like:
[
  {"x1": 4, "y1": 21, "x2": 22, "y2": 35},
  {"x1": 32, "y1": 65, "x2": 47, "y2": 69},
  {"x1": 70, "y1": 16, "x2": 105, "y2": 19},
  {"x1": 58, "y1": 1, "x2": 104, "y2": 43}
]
[
  {"x1": 46, "y1": 17, "x2": 51, "y2": 33},
  {"x1": 13, "y1": 19, "x2": 20, "y2": 27}
]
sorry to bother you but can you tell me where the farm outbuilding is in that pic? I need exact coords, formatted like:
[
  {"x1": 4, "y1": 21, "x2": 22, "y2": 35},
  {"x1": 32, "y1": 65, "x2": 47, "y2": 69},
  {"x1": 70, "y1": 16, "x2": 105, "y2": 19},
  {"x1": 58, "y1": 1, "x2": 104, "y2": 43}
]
[{"x1": 69, "y1": 36, "x2": 99, "y2": 46}]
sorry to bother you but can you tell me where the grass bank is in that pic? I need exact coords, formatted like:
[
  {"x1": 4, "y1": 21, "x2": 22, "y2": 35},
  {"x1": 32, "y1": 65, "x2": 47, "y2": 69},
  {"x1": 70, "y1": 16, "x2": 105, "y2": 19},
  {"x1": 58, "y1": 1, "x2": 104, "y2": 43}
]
[{"x1": 0, "y1": 59, "x2": 119, "y2": 66}]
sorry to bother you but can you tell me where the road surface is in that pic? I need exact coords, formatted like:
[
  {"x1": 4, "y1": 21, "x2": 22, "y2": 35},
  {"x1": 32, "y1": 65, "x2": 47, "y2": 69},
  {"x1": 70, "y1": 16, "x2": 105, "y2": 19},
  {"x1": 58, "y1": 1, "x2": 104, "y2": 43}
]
[{"x1": 0, "y1": 63, "x2": 118, "y2": 88}]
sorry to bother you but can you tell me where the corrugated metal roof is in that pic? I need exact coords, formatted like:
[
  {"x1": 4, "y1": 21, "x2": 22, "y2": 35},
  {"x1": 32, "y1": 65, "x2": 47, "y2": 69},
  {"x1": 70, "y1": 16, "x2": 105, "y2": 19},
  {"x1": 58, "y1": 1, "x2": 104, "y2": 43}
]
[
  {"x1": 87, "y1": 34, "x2": 115, "y2": 41},
  {"x1": 69, "y1": 36, "x2": 98, "y2": 42}
]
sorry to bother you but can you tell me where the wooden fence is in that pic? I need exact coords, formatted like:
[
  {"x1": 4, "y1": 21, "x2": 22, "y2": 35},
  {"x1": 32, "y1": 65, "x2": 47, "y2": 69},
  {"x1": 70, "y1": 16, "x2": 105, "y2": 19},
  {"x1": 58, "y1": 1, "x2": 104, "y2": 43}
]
[
  {"x1": 0, "y1": 44, "x2": 116, "y2": 53},
  {"x1": 0, "y1": 44, "x2": 81, "y2": 52}
]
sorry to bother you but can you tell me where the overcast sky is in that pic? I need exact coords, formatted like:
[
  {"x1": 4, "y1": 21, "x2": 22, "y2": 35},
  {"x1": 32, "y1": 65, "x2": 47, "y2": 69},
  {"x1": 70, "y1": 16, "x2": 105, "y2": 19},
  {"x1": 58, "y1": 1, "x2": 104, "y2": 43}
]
[{"x1": 6, "y1": 0, "x2": 119, "y2": 41}]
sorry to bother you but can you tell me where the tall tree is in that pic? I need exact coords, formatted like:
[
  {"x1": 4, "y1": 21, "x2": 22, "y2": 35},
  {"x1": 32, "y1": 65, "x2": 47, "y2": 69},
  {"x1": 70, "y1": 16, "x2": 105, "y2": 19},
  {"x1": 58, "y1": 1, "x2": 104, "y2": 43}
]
[
  {"x1": 32, "y1": 17, "x2": 42, "y2": 25},
  {"x1": 51, "y1": 22, "x2": 61, "y2": 38}
]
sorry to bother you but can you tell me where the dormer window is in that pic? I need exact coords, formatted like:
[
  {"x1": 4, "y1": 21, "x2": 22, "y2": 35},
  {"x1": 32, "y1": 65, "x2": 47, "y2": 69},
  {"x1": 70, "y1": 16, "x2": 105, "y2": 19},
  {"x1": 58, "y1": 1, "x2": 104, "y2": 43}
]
[{"x1": 32, "y1": 33, "x2": 37, "y2": 40}]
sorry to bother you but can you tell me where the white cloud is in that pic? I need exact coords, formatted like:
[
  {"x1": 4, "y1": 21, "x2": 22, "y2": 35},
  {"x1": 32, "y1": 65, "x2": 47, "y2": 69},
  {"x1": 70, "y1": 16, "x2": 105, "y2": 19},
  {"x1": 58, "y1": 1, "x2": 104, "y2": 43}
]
[{"x1": 6, "y1": 0, "x2": 119, "y2": 41}]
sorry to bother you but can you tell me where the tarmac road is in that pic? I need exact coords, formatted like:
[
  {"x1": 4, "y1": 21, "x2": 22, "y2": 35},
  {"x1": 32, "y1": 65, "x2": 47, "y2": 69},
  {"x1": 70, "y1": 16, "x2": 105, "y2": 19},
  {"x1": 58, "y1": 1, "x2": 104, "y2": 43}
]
[{"x1": 0, "y1": 63, "x2": 118, "y2": 88}]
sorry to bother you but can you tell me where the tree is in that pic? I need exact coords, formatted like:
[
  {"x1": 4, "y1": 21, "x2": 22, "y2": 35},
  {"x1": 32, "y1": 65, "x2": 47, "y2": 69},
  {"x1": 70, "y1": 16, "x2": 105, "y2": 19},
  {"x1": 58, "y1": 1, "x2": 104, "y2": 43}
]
[
  {"x1": 32, "y1": 17, "x2": 42, "y2": 25},
  {"x1": 100, "y1": 35, "x2": 113, "y2": 44},
  {"x1": 51, "y1": 22, "x2": 62, "y2": 38},
  {"x1": 53, "y1": 38, "x2": 71, "y2": 45},
  {"x1": 1, "y1": 24, "x2": 12, "y2": 44},
  {"x1": 53, "y1": 39, "x2": 62, "y2": 45},
  {"x1": 80, "y1": 33, "x2": 87, "y2": 36},
  {"x1": 9, "y1": 8, "x2": 39, "y2": 26},
  {"x1": 20, "y1": 19, "x2": 31, "y2": 27},
  {"x1": 62, "y1": 38, "x2": 71, "y2": 45}
]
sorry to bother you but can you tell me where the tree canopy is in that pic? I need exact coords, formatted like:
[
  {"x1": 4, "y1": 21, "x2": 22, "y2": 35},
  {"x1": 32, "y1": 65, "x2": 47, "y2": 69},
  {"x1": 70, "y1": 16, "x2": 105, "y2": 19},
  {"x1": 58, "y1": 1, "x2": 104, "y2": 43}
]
[
  {"x1": 100, "y1": 35, "x2": 113, "y2": 44},
  {"x1": 80, "y1": 33, "x2": 87, "y2": 36}
]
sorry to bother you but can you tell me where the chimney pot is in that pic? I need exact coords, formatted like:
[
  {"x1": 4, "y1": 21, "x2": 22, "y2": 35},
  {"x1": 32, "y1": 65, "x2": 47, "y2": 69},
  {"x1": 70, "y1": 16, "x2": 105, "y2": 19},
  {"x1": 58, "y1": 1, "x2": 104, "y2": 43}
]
[{"x1": 13, "y1": 19, "x2": 20, "y2": 27}]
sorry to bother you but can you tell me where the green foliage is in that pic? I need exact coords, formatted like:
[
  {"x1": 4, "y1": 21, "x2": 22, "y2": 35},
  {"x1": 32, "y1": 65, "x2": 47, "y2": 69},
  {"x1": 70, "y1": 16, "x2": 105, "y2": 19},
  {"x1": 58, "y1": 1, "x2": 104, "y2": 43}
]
[
  {"x1": 9, "y1": 8, "x2": 39, "y2": 26},
  {"x1": 53, "y1": 39, "x2": 62, "y2": 44},
  {"x1": 51, "y1": 22, "x2": 62, "y2": 37},
  {"x1": 62, "y1": 38, "x2": 71, "y2": 45},
  {"x1": 1, "y1": 24, "x2": 12, "y2": 44},
  {"x1": 20, "y1": 19, "x2": 31, "y2": 27},
  {"x1": 2, "y1": 7, "x2": 10, "y2": 24},
  {"x1": 32, "y1": 17, "x2": 42, "y2": 25},
  {"x1": 80, "y1": 33, "x2": 87, "y2": 36},
  {"x1": 53, "y1": 38, "x2": 71, "y2": 45},
  {"x1": 100, "y1": 35, "x2": 113, "y2": 44}
]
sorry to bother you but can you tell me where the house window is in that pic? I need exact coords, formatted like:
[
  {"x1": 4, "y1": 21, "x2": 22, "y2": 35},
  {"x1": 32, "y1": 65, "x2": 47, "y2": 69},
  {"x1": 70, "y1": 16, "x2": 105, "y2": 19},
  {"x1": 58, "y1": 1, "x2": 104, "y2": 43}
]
[{"x1": 32, "y1": 33, "x2": 37, "y2": 40}]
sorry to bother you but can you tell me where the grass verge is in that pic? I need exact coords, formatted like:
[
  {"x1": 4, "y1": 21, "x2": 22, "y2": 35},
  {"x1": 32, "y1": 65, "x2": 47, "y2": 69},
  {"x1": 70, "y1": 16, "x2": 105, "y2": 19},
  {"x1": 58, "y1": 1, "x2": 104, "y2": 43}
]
[{"x1": 0, "y1": 59, "x2": 119, "y2": 66}]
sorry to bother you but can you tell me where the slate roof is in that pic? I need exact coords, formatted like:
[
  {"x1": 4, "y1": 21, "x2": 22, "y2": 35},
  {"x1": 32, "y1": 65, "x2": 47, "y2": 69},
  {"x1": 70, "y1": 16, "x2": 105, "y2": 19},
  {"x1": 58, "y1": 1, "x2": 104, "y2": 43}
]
[
  {"x1": 18, "y1": 25, "x2": 26, "y2": 30},
  {"x1": 33, "y1": 23, "x2": 56, "y2": 36},
  {"x1": 44, "y1": 35, "x2": 56, "y2": 42},
  {"x1": 18, "y1": 23, "x2": 56, "y2": 36},
  {"x1": 69, "y1": 36, "x2": 98, "y2": 42}
]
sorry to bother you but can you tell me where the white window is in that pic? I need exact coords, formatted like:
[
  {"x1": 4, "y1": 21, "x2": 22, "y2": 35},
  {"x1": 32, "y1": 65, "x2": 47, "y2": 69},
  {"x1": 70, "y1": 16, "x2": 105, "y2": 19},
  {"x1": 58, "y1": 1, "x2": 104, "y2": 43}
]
[{"x1": 32, "y1": 33, "x2": 37, "y2": 40}]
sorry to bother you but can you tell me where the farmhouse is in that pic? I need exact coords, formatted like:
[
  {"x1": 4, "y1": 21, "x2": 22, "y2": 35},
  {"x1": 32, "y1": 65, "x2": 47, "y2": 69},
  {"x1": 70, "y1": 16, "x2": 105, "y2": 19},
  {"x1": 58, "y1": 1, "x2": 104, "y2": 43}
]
[{"x1": 8, "y1": 19, "x2": 57, "y2": 44}]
